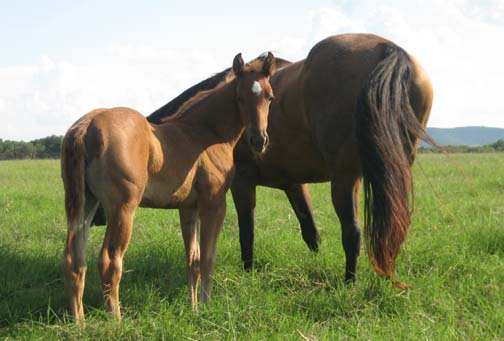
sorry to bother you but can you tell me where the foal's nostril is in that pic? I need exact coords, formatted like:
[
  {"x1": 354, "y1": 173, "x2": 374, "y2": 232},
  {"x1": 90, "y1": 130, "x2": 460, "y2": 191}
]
[{"x1": 249, "y1": 135, "x2": 267, "y2": 151}]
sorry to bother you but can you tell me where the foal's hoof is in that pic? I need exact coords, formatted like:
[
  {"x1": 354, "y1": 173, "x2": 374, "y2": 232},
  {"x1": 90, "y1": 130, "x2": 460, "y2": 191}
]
[{"x1": 73, "y1": 317, "x2": 86, "y2": 329}]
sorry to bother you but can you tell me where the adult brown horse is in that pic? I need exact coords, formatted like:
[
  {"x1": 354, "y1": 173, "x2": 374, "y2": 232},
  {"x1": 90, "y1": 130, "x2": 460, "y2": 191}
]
[
  {"x1": 61, "y1": 53, "x2": 276, "y2": 321},
  {"x1": 144, "y1": 33, "x2": 434, "y2": 285}
]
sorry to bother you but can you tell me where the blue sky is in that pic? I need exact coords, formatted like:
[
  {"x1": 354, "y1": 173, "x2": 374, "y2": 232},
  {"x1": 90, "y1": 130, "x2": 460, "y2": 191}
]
[
  {"x1": 0, "y1": 1, "x2": 314, "y2": 65},
  {"x1": 1, "y1": 0, "x2": 503, "y2": 140}
]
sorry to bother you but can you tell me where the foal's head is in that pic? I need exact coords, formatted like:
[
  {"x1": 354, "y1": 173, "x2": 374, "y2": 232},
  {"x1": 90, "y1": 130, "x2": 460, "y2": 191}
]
[{"x1": 232, "y1": 52, "x2": 276, "y2": 155}]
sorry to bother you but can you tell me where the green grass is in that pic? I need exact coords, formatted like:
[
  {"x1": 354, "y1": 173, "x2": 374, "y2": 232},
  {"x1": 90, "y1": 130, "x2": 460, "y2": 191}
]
[{"x1": 0, "y1": 154, "x2": 503, "y2": 339}]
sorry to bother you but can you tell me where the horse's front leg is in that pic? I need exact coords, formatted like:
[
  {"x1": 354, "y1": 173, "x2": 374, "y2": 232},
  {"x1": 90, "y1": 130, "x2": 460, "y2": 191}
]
[
  {"x1": 198, "y1": 196, "x2": 226, "y2": 303},
  {"x1": 179, "y1": 207, "x2": 201, "y2": 310},
  {"x1": 284, "y1": 183, "x2": 320, "y2": 252},
  {"x1": 230, "y1": 178, "x2": 256, "y2": 271}
]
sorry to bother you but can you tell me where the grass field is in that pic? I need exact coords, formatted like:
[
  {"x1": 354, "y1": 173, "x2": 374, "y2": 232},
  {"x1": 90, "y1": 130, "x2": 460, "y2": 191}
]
[{"x1": 1, "y1": 154, "x2": 503, "y2": 339}]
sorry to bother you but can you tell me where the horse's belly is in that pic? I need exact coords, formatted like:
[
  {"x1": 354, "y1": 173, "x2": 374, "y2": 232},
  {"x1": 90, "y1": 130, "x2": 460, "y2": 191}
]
[
  {"x1": 257, "y1": 163, "x2": 331, "y2": 187},
  {"x1": 255, "y1": 140, "x2": 331, "y2": 186}
]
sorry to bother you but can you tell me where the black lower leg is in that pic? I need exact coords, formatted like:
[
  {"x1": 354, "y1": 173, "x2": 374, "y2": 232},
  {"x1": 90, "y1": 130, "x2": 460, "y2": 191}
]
[
  {"x1": 285, "y1": 184, "x2": 320, "y2": 252},
  {"x1": 238, "y1": 209, "x2": 255, "y2": 271}
]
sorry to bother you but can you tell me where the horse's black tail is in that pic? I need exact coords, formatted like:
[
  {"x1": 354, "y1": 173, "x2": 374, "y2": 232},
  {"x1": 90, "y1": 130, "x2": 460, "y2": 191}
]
[{"x1": 355, "y1": 44, "x2": 430, "y2": 280}]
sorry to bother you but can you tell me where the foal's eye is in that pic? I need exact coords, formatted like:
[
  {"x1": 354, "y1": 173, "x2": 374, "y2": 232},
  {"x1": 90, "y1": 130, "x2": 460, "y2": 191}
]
[{"x1": 267, "y1": 94, "x2": 275, "y2": 102}]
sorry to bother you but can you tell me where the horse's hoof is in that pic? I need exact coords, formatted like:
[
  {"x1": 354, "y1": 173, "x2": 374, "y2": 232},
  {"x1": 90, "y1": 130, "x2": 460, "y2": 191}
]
[
  {"x1": 303, "y1": 231, "x2": 320, "y2": 253},
  {"x1": 344, "y1": 273, "x2": 356, "y2": 283},
  {"x1": 308, "y1": 241, "x2": 319, "y2": 253},
  {"x1": 243, "y1": 260, "x2": 253, "y2": 271}
]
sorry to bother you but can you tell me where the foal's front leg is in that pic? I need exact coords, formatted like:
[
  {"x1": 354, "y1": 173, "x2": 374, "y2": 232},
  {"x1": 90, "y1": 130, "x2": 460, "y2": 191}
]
[
  {"x1": 179, "y1": 208, "x2": 201, "y2": 310},
  {"x1": 198, "y1": 197, "x2": 226, "y2": 303}
]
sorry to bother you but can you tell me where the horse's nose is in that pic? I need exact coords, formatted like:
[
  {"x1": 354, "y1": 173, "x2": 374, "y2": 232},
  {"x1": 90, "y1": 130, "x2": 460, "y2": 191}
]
[{"x1": 249, "y1": 133, "x2": 269, "y2": 153}]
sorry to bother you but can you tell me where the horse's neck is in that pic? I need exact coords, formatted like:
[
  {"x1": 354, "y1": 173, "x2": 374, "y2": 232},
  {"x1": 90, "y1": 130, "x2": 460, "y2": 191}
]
[{"x1": 174, "y1": 82, "x2": 243, "y2": 148}]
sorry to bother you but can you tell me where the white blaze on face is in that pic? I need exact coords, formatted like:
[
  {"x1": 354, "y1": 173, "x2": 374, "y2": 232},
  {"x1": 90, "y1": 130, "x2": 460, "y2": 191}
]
[{"x1": 251, "y1": 81, "x2": 262, "y2": 96}]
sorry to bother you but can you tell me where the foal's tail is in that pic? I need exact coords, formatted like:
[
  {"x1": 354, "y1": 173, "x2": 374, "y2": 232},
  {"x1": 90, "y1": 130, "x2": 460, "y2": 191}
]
[
  {"x1": 355, "y1": 44, "x2": 429, "y2": 280},
  {"x1": 61, "y1": 118, "x2": 91, "y2": 230}
]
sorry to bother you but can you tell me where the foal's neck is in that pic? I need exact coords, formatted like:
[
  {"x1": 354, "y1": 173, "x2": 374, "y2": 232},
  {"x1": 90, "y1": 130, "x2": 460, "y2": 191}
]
[{"x1": 174, "y1": 80, "x2": 243, "y2": 148}]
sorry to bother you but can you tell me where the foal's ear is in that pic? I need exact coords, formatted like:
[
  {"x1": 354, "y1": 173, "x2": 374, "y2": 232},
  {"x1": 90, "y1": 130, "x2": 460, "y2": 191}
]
[
  {"x1": 233, "y1": 53, "x2": 244, "y2": 77},
  {"x1": 262, "y1": 52, "x2": 276, "y2": 77}
]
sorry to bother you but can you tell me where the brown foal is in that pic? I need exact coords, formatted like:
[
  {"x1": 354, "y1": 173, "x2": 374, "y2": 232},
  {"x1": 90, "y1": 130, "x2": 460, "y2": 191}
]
[{"x1": 61, "y1": 52, "x2": 276, "y2": 321}]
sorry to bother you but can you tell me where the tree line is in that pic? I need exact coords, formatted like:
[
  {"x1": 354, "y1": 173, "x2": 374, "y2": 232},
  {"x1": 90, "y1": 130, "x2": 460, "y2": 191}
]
[
  {"x1": 0, "y1": 135, "x2": 63, "y2": 160},
  {"x1": 1, "y1": 136, "x2": 504, "y2": 160},
  {"x1": 419, "y1": 139, "x2": 504, "y2": 153}
]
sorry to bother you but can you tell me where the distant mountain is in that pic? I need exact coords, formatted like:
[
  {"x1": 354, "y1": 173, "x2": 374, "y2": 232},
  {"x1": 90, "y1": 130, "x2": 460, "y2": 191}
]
[{"x1": 422, "y1": 127, "x2": 504, "y2": 146}]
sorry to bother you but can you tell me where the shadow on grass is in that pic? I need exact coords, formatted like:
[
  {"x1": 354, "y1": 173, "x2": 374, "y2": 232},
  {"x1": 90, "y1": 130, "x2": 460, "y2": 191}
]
[{"x1": 0, "y1": 246, "x2": 188, "y2": 328}]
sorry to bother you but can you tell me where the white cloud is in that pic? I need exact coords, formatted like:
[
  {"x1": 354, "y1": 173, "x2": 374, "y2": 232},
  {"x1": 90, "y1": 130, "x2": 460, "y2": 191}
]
[
  {"x1": 308, "y1": 7, "x2": 363, "y2": 39},
  {"x1": 263, "y1": 35, "x2": 307, "y2": 61},
  {"x1": 1, "y1": 0, "x2": 503, "y2": 140},
  {"x1": 0, "y1": 48, "x2": 222, "y2": 140}
]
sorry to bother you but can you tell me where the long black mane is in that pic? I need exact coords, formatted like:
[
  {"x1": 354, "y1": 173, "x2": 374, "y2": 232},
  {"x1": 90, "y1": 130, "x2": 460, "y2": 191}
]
[
  {"x1": 147, "y1": 56, "x2": 292, "y2": 124},
  {"x1": 147, "y1": 68, "x2": 231, "y2": 124}
]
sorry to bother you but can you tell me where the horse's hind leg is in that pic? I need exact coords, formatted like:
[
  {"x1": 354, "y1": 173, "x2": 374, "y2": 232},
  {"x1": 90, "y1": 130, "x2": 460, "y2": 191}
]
[
  {"x1": 91, "y1": 204, "x2": 106, "y2": 226},
  {"x1": 284, "y1": 183, "x2": 320, "y2": 252},
  {"x1": 97, "y1": 200, "x2": 137, "y2": 320},
  {"x1": 331, "y1": 175, "x2": 362, "y2": 282},
  {"x1": 63, "y1": 192, "x2": 99, "y2": 321},
  {"x1": 179, "y1": 208, "x2": 201, "y2": 310}
]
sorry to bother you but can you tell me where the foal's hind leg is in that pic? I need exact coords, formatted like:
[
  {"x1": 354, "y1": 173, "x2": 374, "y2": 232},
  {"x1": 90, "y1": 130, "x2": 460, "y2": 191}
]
[
  {"x1": 179, "y1": 208, "x2": 201, "y2": 310},
  {"x1": 98, "y1": 201, "x2": 137, "y2": 320},
  {"x1": 63, "y1": 194, "x2": 99, "y2": 321},
  {"x1": 198, "y1": 198, "x2": 226, "y2": 303},
  {"x1": 331, "y1": 175, "x2": 362, "y2": 282},
  {"x1": 284, "y1": 183, "x2": 320, "y2": 252}
]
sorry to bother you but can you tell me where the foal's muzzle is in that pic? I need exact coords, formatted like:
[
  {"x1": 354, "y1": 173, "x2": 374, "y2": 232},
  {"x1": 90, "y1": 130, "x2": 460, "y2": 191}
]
[{"x1": 248, "y1": 132, "x2": 269, "y2": 154}]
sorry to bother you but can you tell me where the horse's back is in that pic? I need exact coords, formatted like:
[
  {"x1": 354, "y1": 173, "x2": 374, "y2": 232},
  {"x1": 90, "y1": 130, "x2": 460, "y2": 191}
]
[
  {"x1": 303, "y1": 34, "x2": 393, "y2": 122},
  {"x1": 304, "y1": 33, "x2": 432, "y2": 123}
]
